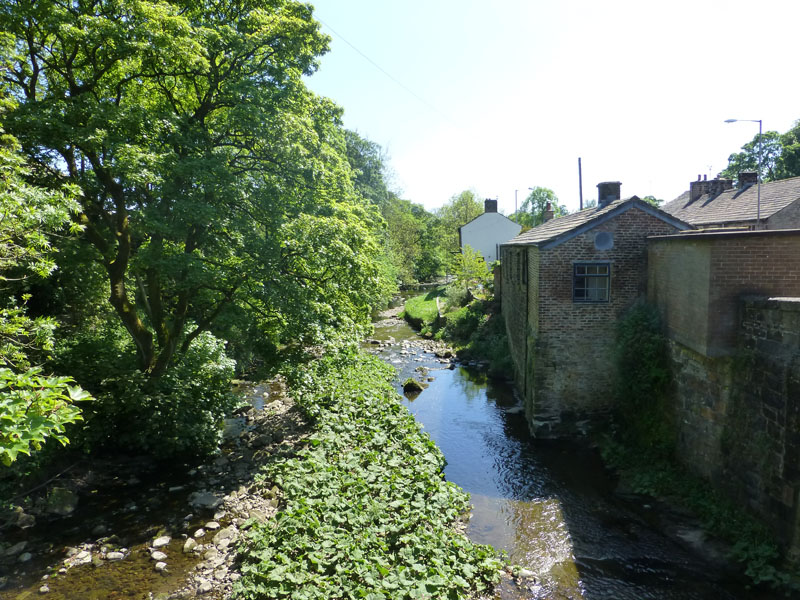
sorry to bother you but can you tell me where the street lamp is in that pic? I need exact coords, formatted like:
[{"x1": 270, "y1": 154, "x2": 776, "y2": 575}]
[{"x1": 725, "y1": 118, "x2": 762, "y2": 228}]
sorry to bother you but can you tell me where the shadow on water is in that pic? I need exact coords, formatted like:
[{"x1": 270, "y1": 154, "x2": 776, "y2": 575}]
[{"x1": 369, "y1": 311, "x2": 773, "y2": 600}]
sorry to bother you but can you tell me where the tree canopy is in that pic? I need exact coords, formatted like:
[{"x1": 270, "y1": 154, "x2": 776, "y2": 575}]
[
  {"x1": 511, "y1": 187, "x2": 568, "y2": 229},
  {"x1": 1, "y1": 0, "x2": 390, "y2": 378},
  {"x1": 719, "y1": 120, "x2": 800, "y2": 183}
]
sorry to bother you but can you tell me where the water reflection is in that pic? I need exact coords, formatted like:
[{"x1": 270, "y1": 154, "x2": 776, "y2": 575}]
[{"x1": 369, "y1": 313, "x2": 765, "y2": 600}]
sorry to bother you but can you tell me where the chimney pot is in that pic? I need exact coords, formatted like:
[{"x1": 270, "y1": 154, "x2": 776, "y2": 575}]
[
  {"x1": 484, "y1": 199, "x2": 498, "y2": 213},
  {"x1": 544, "y1": 201, "x2": 554, "y2": 222}
]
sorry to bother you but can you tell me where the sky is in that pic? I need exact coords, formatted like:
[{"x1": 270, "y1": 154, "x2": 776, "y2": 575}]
[{"x1": 303, "y1": 0, "x2": 800, "y2": 215}]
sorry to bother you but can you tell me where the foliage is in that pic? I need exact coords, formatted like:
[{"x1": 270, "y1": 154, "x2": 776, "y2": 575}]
[
  {"x1": 435, "y1": 190, "x2": 484, "y2": 271},
  {"x1": 0, "y1": 127, "x2": 90, "y2": 464},
  {"x1": 1, "y1": 0, "x2": 390, "y2": 379},
  {"x1": 600, "y1": 437, "x2": 797, "y2": 591},
  {"x1": 612, "y1": 302, "x2": 674, "y2": 455},
  {"x1": 452, "y1": 245, "x2": 490, "y2": 296},
  {"x1": 438, "y1": 300, "x2": 512, "y2": 379},
  {"x1": 54, "y1": 324, "x2": 237, "y2": 458},
  {"x1": 234, "y1": 351, "x2": 502, "y2": 599},
  {"x1": 511, "y1": 187, "x2": 568, "y2": 229},
  {"x1": 719, "y1": 119, "x2": 800, "y2": 183},
  {"x1": 0, "y1": 368, "x2": 90, "y2": 466},
  {"x1": 719, "y1": 130, "x2": 785, "y2": 183},
  {"x1": 640, "y1": 195, "x2": 662, "y2": 207}
]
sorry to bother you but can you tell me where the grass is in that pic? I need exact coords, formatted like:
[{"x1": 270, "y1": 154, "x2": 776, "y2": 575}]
[{"x1": 401, "y1": 288, "x2": 445, "y2": 329}]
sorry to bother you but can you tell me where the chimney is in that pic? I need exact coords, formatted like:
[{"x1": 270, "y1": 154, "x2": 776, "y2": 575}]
[
  {"x1": 484, "y1": 198, "x2": 498, "y2": 213},
  {"x1": 596, "y1": 181, "x2": 621, "y2": 208},
  {"x1": 543, "y1": 201, "x2": 554, "y2": 222},
  {"x1": 690, "y1": 175, "x2": 733, "y2": 201},
  {"x1": 738, "y1": 171, "x2": 758, "y2": 188}
]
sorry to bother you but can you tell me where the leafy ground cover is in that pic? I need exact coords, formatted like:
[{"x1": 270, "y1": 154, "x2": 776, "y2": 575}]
[
  {"x1": 234, "y1": 350, "x2": 502, "y2": 599},
  {"x1": 400, "y1": 289, "x2": 445, "y2": 330}
]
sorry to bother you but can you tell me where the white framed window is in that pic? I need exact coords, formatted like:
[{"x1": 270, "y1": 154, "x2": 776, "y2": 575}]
[{"x1": 573, "y1": 263, "x2": 610, "y2": 302}]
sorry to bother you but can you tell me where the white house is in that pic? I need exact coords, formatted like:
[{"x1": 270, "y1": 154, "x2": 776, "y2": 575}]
[{"x1": 458, "y1": 199, "x2": 522, "y2": 263}]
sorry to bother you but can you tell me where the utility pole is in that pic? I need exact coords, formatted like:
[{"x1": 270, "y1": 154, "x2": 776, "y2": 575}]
[
  {"x1": 578, "y1": 157, "x2": 584, "y2": 210},
  {"x1": 514, "y1": 189, "x2": 518, "y2": 215}
]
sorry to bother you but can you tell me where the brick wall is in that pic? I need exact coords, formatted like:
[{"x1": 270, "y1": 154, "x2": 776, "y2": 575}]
[
  {"x1": 501, "y1": 246, "x2": 531, "y2": 387},
  {"x1": 650, "y1": 230, "x2": 800, "y2": 356},
  {"x1": 524, "y1": 208, "x2": 681, "y2": 434}
]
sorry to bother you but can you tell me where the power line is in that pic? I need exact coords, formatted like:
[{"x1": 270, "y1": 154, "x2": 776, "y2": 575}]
[{"x1": 316, "y1": 18, "x2": 455, "y2": 124}]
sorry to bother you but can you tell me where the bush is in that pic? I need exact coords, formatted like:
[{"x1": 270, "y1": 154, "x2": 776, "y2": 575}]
[{"x1": 54, "y1": 325, "x2": 237, "y2": 459}]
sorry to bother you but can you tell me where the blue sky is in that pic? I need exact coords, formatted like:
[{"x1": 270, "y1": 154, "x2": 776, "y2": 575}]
[{"x1": 304, "y1": 1, "x2": 800, "y2": 214}]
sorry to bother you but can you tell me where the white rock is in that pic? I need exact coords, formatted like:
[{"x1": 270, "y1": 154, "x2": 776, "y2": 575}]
[
  {"x1": 19, "y1": 552, "x2": 33, "y2": 563},
  {"x1": 183, "y1": 538, "x2": 198, "y2": 554},
  {"x1": 198, "y1": 580, "x2": 213, "y2": 594},
  {"x1": 204, "y1": 521, "x2": 220, "y2": 531},
  {"x1": 107, "y1": 552, "x2": 124, "y2": 561},
  {"x1": 154, "y1": 561, "x2": 167, "y2": 572},
  {"x1": 151, "y1": 550, "x2": 168, "y2": 561},
  {"x1": 152, "y1": 536, "x2": 171, "y2": 548},
  {"x1": 193, "y1": 528, "x2": 206, "y2": 538},
  {"x1": 39, "y1": 584, "x2": 50, "y2": 593}
]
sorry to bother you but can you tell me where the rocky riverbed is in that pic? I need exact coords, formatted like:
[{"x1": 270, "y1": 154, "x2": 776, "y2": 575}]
[{"x1": 0, "y1": 379, "x2": 309, "y2": 599}]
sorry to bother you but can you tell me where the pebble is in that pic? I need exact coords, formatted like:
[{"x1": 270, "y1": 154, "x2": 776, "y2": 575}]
[
  {"x1": 5, "y1": 541, "x2": 27, "y2": 556},
  {"x1": 154, "y1": 561, "x2": 168, "y2": 572},
  {"x1": 193, "y1": 528, "x2": 206, "y2": 538},
  {"x1": 107, "y1": 551, "x2": 125, "y2": 561},
  {"x1": 183, "y1": 538, "x2": 198, "y2": 553},
  {"x1": 198, "y1": 580, "x2": 213, "y2": 594},
  {"x1": 19, "y1": 552, "x2": 33, "y2": 563},
  {"x1": 204, "y1": 521, "x2": 220, "y2": 531},
  {"x1": 152, "y1": 536, "x2": 171, "y2": 548},
  {"x1": 151, "y1": 550, "x2": 168, "y2": 561},
  {"x1": 39, "y1": 584, "x2": 50, "y2": 594}
]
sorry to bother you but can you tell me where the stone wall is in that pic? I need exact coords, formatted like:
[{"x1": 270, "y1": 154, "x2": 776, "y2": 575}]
[
  {"x1": 669, "y1": 298, "x2": 800, "y2": 556},
  {"x1": 501, "y1": 245, "x2": 531, "y2": 389}
]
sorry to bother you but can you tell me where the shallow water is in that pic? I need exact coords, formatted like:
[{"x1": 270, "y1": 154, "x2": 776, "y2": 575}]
[{"x1": 369, "y1": 311, "x2": 766, "y2": 600}]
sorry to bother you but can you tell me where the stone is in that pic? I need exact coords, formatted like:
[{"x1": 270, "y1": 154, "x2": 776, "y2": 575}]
[
  {"x1": 74, "y1": 550, "x2": 91, "y2": 565},
  {"x1": 204, "y1": 521, "x2": 220, "y2": 531},
  {"x1": 92, "y1": 524, "x2": 107, "y2": 536},
  {"x1": 45, "y1": 487, "x2": 79, "y2": 516},
  {"x1": 197, "y1": 580, "x2": 213, "y2": 594},
  {"x1": 212, "y1": 527, "x2": 235, "y2": 545},
  {"x1": 189, "y1": 491, "x2": 222, "y2": 510},
  {"x1": 152, "y1": 536, "x2": 171, "y2": 548},
  {"x1": 154, "y1": 561, "x2": 168, "y2": 572},
  {"x1": 518, "y1": 568, "x2": 536, "y2": 579},
  {"x1": 19, "y1": 552, "x2": 33, "y2": 563},
  {"x1": 5, "y1": 541, "x2": 27, "y2": 556},
  {"x1": 107, "y1": 551, "x2": 124, "y2": 561},
  {"x1": 183, "y1": 538, "x2": 198, "y2": 554},
  {"x1": 39, "y1": 584, "x2": 50, "y2": 594},
  {"x1": 151, "y1": 550, "x2": 168, "y2": 561},
  {"x1": 193, "y1": 528, "x2": 206, "y2": 538}
]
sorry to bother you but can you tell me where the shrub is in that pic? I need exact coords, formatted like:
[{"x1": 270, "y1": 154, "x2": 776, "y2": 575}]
[{"x1": 54, "y1": 325, "x2": 237, "y2": 459}]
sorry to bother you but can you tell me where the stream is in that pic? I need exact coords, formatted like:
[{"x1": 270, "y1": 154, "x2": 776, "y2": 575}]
[{"x1": 368, "y1": 306, "x2": 767, "y2": 600}]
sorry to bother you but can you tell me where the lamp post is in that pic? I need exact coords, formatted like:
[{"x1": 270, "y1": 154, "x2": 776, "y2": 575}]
[{"x1": 725, "y1": 118, "x2": 762, "y2": 228}]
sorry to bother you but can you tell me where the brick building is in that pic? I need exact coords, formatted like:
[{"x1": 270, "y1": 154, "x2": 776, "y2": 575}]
[
  {"x1": 662, "y1": 173, "x2": 800, "y2": 230},
  {"x1": 500, "y1": 182, "x2": 690, "y2": 435}
]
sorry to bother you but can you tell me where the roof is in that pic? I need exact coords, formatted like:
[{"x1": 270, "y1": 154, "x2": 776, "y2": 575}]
[
  {"x1": 501, "y1": 197, "x2": 691, "y2": 249},
  {"x1": 662, "y1": 176, "x2": 800, "y2": 226},
  {"x1": 458, "y1": 210, "x2": 518, "y2": 232}
]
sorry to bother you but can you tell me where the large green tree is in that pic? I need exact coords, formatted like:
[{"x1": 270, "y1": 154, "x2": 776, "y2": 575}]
[
  {"x1": 1, "y1": 0, "x2": 387, "y2": 377},
  {"x1": 435, "y1": 190, "x2": 484, "y2": 269},
  {"x1": 512, "y1": 187, "x2": 567, "y2": 229},
  {"x1": 719, "y1": 120, "x2": 800, "y2": 183}
]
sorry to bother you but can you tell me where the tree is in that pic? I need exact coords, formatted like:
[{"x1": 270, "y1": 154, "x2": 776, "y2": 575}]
[
  {"x1": 1, "y1": 0, "x2": 389, "y2": 379},
  {"x1": 777, "y1": 120, "x2": 800, "y2": 180},
  {"x1": 435, "y1": 190, "x2": 484, "y2": 269},
  {"x1": 453, "y1": 245, "x2": 489, "y2": 296},
  {"x1": 0, "y1": 126, "x2": 90, "y2": 464},
  {"x1": 512, "y1": 187, "x2": 567, "y2": 228},
  {"x1": 719, "y1": 130, "x2": 784, "y2": 183}
]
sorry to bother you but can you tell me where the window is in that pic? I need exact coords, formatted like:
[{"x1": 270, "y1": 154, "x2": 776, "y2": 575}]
[{"x1": 573, "y1": 263, "x2": 610, "y2": 302}]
